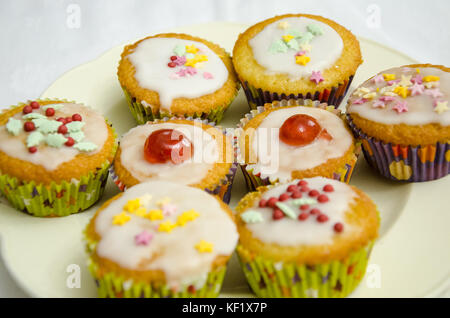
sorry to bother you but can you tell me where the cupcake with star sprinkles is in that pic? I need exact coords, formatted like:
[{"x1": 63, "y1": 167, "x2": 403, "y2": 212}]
[
  {"x1": 232, "y1": 14, "x2": 362, "y2": 109},
  {"x1": 0, "y1": 99, "x2": 117, "y2": 216},
  {"x1": 84, "y1": 180, "x2": 238, "y2": 298},
  {"x1": 111, "y1": 118, "x2": 236, "y2": 203},
  {"x1": 237, "y1": 99, "x2": 358, "y2": 191},
  {"x1": 235, "y1": 177, "x2": 379, "y2": 298},
  {"x1": 347, "y1": 64, "x2": 450, "y2": 182},
  {"x1": 118, "y1": 33, "x2": 239, "y2": 124}
]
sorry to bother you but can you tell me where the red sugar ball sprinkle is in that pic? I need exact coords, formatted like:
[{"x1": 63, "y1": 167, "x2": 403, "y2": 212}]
[
  {"x1": 299, "y1": 204, "x2": 309, "y2": 211},
  {"x1": 323, "y1": 184, "x2": 334, "y2": 192},
  {"x1": 318, "y1": 194, "x2": 329, "y2": 203},
  {"x1": 57, "y1": 117, "x2": 66, "y2": 124},
  {"x1": 28, "y1": 146, "x2": 37, "y2": 153},
  {"x1": 291, "y1": 191, "x2": 302, "y2": 199},
  {"x1": 170, "y1": 56, "x2": 177, "y2": 61},
  {"x1": 45, "y1": 108, "x2": 55, "y2": 117},
  {"x1": 258, "y1": 199, "x2": 268, "y2": 208},
  {"x1": 297, "y1": 180, "x2": 308, "y2": 186},
  {"x1": 58, "y1": 125, "x2": 68, "y2": 134},
  {"x1": 24, "y1": 121, "x2": 35, "y2": 132},
  {"x1": 300, "y1": 186, "x2": 310, "y2": 192},
  {"x1": 279, "y1": 193, "x2": 290, "y2": 201},
  {"x1": 72, "y1": 114, "x2": 82, "y2": 121},
  {"x1": 308, "y1": 189, "x2": 319, "y2": 197},
  {"x1": 65, "y1": 137, "x2": 75, "y2": 147},
  {"x1": 287, "y1": 185, "x2": 298, "y2": 192},
  {"x1": 310, "y1": 208, "x2": 321, "y2": 215},
  {"x1": 272, "y1": 208, "x2": 284, "y2": 220},
  {"x1": 317, "y1": 214, "x2": 329, "y2": 223},
  {"x1": 168, "y1": 62, "x2": 176, "y2": 68},
  {"x1": 267, "y1": 197, "x2": 279, "y2": 208},
  {"x1": 334, "y1": 222, "x2": 344, "y2": 233},
  {"x1": 23, "y1": 105, "x2": 32, "y2": 114},
  {"x1": 298, "y1": 212, "x2": 309, "y2": 221},
  {"x1": 30, "y1": 101, "x2": 40, "y2": 109},
  {"x1": 65, "y1": 117, "x2": 73, "y2": 123}
]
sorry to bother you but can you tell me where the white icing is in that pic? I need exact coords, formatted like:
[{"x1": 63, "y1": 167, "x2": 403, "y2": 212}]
[
  {"x1": 249, "y1": 17, "x2": 344, "y2": 79},
  {"x1": 127, "y1": 37, "x2": 228, "y2": 112},
  {"x1": 0, "y1": 103, "x2": 108, "y2": 171},
  {"x1": 94, "y1": 181, "x2": 238, "y2": 287},
  {"x1": 348, "y1": 67, "x2": 450, "y2": 126},
  {"x1": 247, "y1": 107, "x2": 353, "y2": 183},
  {"x1": 119, "y1": 122, "x2": 220, "y2": 185},
  {"x1": 244, "y1": 177, "x2": 356, "y2": 246}
]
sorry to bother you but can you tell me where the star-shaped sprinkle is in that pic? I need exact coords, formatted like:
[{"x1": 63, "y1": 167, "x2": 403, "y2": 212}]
[
  {"x1": 112, "y1": 212, "x2": 131, "y2": 226},
  {"x1": 383, "y1": 73, "x2": 396, "y2": 81},
  {"x1": 411, "y1": 74, "x2": 423, "y2": 84},
  {"x1": 240, "y1": 210, "x2": 263, "y2": 223},
  {"x1": 424, "y1": 88, "x2": 443, "y2": 99},
  {"x1": 177, "y1": 209, "x2": 200, "y2": 226},
  {"x1": 409, "y1": 83, "x2": 425, "y2": 96},
  {"x1": 134, "y1": 207, "x2": 148, "y2": 217},
  {"x1": 299, "y1": 43, "x2": 312, "y2": 52},
  {"x1": 186, "y1": 67, "x2": 197, "y2": 75},
  {"x1": 372, "y1": 100, "x2": 386, "y2": 108},
  {"x1": 282, "y1": 34, "x2": 294, "y2": 42},
  {"x1": 295, "y1": 50, "x2": 306, "y2": 56},
  {"x1": 423, "y1": 75, "x2": 440, "y2": 82},
  {"x1": 352, "y1": 98, "x2": 368, "y2": 105},
  {"x1": 310, "y1": 71, "x2": 324, "y2": 84},
  {"x1": 158, "y1": 221, "x2": 177, "y2": 233},
  {"x1": 195, "y1": 240, "x2": 213, "y2": 253},
  {"x1": 135, "y1": 231, "x2": 153, "y2": 246},
  {"x1": 393, "y1": 86, "x2": 409, "y2": 98},
  {"x1": 398, "y1": 75, "x2": 412, "y2": 87},
  {"x1": 162, "y1": 203, "x2": 177, "y2": 216},
  {"x1": 379, "y1": 96, "x2": 396, "y2": 102},
  {"x1": 185, "y1": 45, "x2": 198, "y2": 54},
  {"x1": 123, "y1": 199, "x2": 140, "y2": 213},
  {"x1": 173, "y1": 55, "x2": 186, "y2": 66},
  {"x1": 203, "y1": 72, "x2": 213, "y2": 79},
  {"x1": 176, "y1": 68, "x2": 187, "y2": 77},
  {"x1": 424, "y1": 81, "x2": 439, "y2": 89},
  {"x1": 147, "y1": 209, "x2": 164, "y2": 221},
  {"x1": 387, "y1": 79, "x2": 401, "y2": 86},
  {"x1": 393, "y1": 100, "x2": 409, "y2": 113},
  {"x1": 278, "y1": 21, "x2": 289, "y2": 29},
  {"x1": 434, "y1": 100, "x2": 449, "y2": 114},
  {"x1": 295, "y1": 55, "x2": 310, "y2": 66},
  {"x1": 372, "y1": 74, "x2": 384, "y2": 84}
]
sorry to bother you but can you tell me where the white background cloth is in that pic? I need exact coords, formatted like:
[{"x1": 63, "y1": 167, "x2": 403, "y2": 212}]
[{"x1": 0, "y1": 0, "x2": 449, "y2": 297}]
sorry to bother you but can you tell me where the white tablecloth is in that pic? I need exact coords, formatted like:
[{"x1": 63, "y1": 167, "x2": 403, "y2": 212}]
[{"x1": 0, "y1": 0, "x2": 449, "y2": 297}]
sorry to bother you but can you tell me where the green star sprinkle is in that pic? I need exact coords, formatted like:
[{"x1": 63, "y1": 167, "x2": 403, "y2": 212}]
[
  {"x1": 269, "y1": 39, "x2": 288, "y2": 53},
  {"x1": 22, "y1": 113, "x2": 47, "y2": 120},
  {"x1": 26, "y1": 131, "x2": 44, "y2": 147},
  {"x1": 66, "y1": 121, "x2": 85, "y2": 132},
  {"x1": 42, "y1": 104, "x2": 64, "y2": 111},
  {"x1": 33, "y1": 119, "x2": 62, "y2": 134},
  {"x1": 286, "y1": 38, "x2": 300, "y2": 51},
  {"x1": 307, "y1": 24, "x2": 324, "y2": 36},
  {"x1": 74, "y1": 142, "x2": 98, "y2": 152},
  {"x1": 69, "y1": 131, "x2": 85, "y2": 143},
  {"x1": 275, "y1": 202, "x2": 297, "y2": 219},
  {"x1": 46, "y1": 133, "x2": 67, "y2": 148},
  {"x1": 291, "y1": 198, "x2": 318, "y2": 206},
  {"x1": 5, "y1": 118, "x2": 22, "y2": 136},
  {"x1": 299, "y1": 31, "x2": 315, "y2": 45},
  {"x1": 173, "y1": 44, "x2": 186, "y2": 56},
  {"x1": 241, "y1": 210, "x2": 264, "y2": 224}
]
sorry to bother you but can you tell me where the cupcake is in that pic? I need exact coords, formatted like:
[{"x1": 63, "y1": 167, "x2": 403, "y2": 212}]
[
  {"x1": 84, "y1": 180, "x2": 238, "y2": 298},
  {"x1": 235, "y1": 177, "x2": 379, "y2": 298},
  {"x1": 347, "y1": 64, "x2": 450, "y2": 182},
  {"x1": 118, "y1": 33, "x2": 240, "y2": 124},
  {"x1": 0, "y1": 99, "x2": 116, "y2": 217},
  {"x1": 111, "y1": 118, "x2": 236, "y2": 203},
  {"x1": 237, "y1": 99, "x2": 358, "y2": 191},
  {"x1": 233, "y1": 14, "x2": 362, "y2": 109}
]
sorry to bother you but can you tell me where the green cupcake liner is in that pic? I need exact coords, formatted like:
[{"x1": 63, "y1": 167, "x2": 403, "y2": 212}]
[
  {"x1": 87, "y1": 256, "x2": 227, "y2": 298},
  {"x1": 122, "y1": 86, "x2": 237, "y2": 125},
  {"x1": 237, "y1": 242, "x2": 373, "y2": 298}
]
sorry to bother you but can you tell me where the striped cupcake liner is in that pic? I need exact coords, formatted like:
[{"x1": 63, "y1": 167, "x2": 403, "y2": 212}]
[
  {"x1": 110, "y1": 116, "x2": 238, "y2": 204},
  {"x1": 122, "y1": 86, "x2": 238, "y2": 125},
  {"x1": 240, "y1": 75, "x2": 354, "y2": 110},
  {"x1": 236, "y1": 99, "x2": 360, "y2": 191},
  {"x1": 347, "y1": 115, "x2": 450, "y2": 182},
  {"x1": 237, "y1": 242, "x2": 374, "y2": 298}
]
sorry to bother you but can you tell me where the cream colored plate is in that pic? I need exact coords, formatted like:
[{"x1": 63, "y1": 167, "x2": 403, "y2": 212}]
[{"x1": 0, "y1": 22, "x2": 448, "y2": 298}]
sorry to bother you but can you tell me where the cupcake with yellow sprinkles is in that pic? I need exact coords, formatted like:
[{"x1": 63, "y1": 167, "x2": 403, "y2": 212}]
[
  {"x1": 0, "y1": 99, "x2": 117, "y2": 217},
  {"x1": 235, "y1": 177, "x2": 379, "y2": 298},
  {"x1": 84, "y1": 180, "x2": 238, "y2": 298}
]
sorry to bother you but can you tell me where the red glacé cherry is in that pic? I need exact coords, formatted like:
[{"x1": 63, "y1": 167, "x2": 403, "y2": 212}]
[
  {"x1": 144, "y1": 129, "x2": 193, "y2": 164},
  {"x1": 279, "y1": 114, "x2": 322, "y2": 146}
]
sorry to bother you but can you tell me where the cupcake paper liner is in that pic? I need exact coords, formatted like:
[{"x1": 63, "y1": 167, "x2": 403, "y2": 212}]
[
  {"x1": 110, "y1": 116, "x2": 238, "y2": 204},
  {"x1": 237, "y1": 242, "x2": 373, "y2": 298},
  {"x1": 0, "y1": 99, "x2": 118, "y2": 217},
  {"x1": 240, "y1": 75, "x2": 354, "y2": 110},
  {"x1": 347, "y1": 115, "x2": 450, "y2": 182},
  {"x1": 236, "y1": 99, "x2": 360, "y2": 191},
  {"x1": 122, "y1": 86, "x2": 238, "y2": 125}
]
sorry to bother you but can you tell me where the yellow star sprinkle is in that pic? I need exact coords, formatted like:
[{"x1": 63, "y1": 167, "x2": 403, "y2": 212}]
[
  {"x1": 123, "y1": 199, "x2": 140, "y2": 213},
  {"x1": 383, "y1": 73, "x2": 396, "y2": 81},
  {"x1": 177, "y1": 209, "x2": 200, "y2": 226},
  {"x1": 134, "y1": 207, "x2": 148, "y2": 217},
  {"x1": 282, "y1": 34, "x2": 294, "y2": 42},
  {"x1": 278, "y1": 21, "x2": 289, "y2": 29},
  {"x1": 185, "y1": 45, "x2": 198, "y2": 54},
  {"x1": 435, "y1": 101, "x2": 449, "y2": 114},
  {"x1": 156, "y1": 197, "x2": 171, "y2": 207},
  {"x1": 147, "y1": 209, "x2": 164, "y2": 221},
  {"x1": 195, "y1": 240, "x2": 214, "y2": 253},
  {"x1": 423, "y1": 75, "x2": 440, "y2": 82},
  {"x1": 393, "y1": 86, "x2": 410, "y2": 98},
  {"x1": 112, "y1": 212, "x2": 131, "y2": 226},
  {"x1": 184, "y1": 59, "x2": 197, "y2": 68},
  {"x1": 295, "y1": 55, "x2": 310, "y2": 66},
  {"x1": 158, "y1": 221, "x2": 177, "y2": 233}
]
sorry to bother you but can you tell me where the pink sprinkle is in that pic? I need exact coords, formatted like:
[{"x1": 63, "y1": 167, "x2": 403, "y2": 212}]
[
  {"x1": 372, "y1": 99, "x2": 386, "y2": 108},
  {"x1": 135, "y1": 231, "x2": 153, "y2": 246},
  {"x1": 411, "y1": 74, "x2": 423, "y2": 85},
  {"x1": 310, "y1": 71, "x2": 324, "y2": 84},
  {"x1": 162, "y1": 203, "x2": 177, "y2": 216},
  {"x1": 372, "y1": 74, "x2": 384, "y2": 84},
  {"x1": 424, "y1": 88, "x2": 443, "y2": 99},
  {"x1": 174, "y1": 55, "x2": 187, "y2": 66},
  {"x1": 409, "y1": 83, "x2": 425, "y2": 96},
  {"x1": 176, "y1": 68, "x2": 187, "y2": 77},
  {"x1": 393, "y1": 100, "x2": 408, "y2": 113},
  {"x1": 203, "y1": 72, "x2": 214, "y2": 79},
  {"x1": 186, "y1": 67, "x2": 197, "y2": 76},
  {"x1": 352, "y1": 98, "x2": 367, "y2": 105},
  {"x1": 295, "y1": 50, "x2": 306, "y2": 56},
  {"x1": 387, "y1": 79, "x2": 401, "y2": 86},
  {"x1": 379, "y1": 96, "x2": 396, "y2": 102}
]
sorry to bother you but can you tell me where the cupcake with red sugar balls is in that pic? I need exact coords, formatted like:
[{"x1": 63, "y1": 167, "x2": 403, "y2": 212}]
[
  {"x1": 0, "y1": 99, "x2": 117, "y2": 217},
  {"x1": 235, "y1": 177, "x2": 379, "y2": 298}
]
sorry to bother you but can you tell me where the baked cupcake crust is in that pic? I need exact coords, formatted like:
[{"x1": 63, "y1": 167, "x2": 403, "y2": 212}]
[
  {"x1": 118, "y1": 33, "x2": 239, "y2": 116},
  {"x1": 232, "y1": 14, "x2": 362, "y2": 94},
  {"x1": 0, "y1": 100, "x2": 116, "y2": 185}
]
